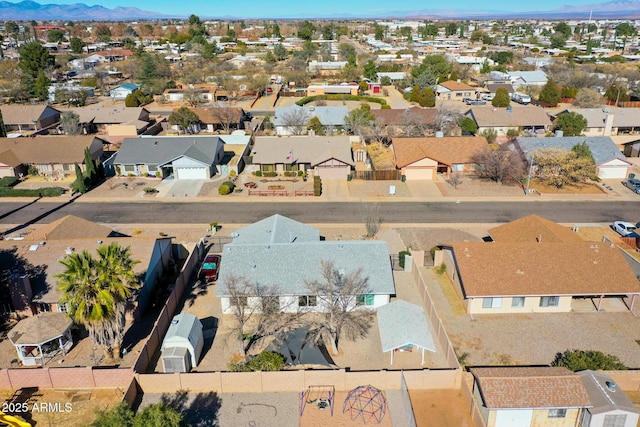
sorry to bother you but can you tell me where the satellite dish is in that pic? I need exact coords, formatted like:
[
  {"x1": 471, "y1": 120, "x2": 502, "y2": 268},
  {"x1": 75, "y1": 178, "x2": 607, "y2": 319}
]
[{"x1": 239, "y1": 84, "x2": 247, "y2": 91}]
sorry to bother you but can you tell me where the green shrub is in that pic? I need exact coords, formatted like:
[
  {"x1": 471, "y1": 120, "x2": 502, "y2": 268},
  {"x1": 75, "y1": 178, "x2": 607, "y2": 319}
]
[
  {"x1": 155, "y1": 171, "x2": 161, "y2": 178},
  {"x1": 0, "y1": 176, "x2": 18, "y2": 187},
  {"x1": 552, "y1": 349, "x2": 627, "y2": 371},
  {"x1": 229, "y1": 170, "x2": 236, "y2": 177},
  {"x1": 399, "y1": 250, "x2": 411, "y2": 268},
  {"x1": 284, "y1": 171, "x2": 297, "y2": 177},
  {"x1": 435, "y1": 264, "x2": 447, "y2": 274},
  {"x1": 222, "y1": 181, "x2": 235, "y2": 191},
  {"x1": 27, "y1": 165, "x2": 38, "y2": 176},
  {"x1": 263, "y1": 171, "x2": 277, "y2": 177},
  {"x1": 430, "y1": 246, "x2": 439, "y2": 259},
  {"x1": 218, "y1": 184, "x2": 231, "y2": 195},
  {"x1": 143, "y1": 172, "x2": 149, "y2": 177},
  {"x1": 254, "y1": 170, "x2": 263, "y2": 177},
  {"x1": 313, "y1": 176, "x2": 322, "y2": 196},
  {"x1": 381, "y1": 104, "x2": 391, "y2": 109},
  {"x1": 228, "y1": 351, "x2": 285, "y2": 372},
  {"x1": 143, "y1": 187, "x2": 159, "y2": 193},
  {"x1": 0, "y1": 187, "x2": 65, "y2": 197},
  {"x1": 297, "y1": 170, "x2": 305, "y2": 176}
]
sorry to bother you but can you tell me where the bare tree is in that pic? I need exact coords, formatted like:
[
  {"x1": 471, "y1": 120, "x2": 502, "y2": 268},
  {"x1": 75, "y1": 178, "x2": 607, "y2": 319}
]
[
  {"x1": 471, "y1": 145, "x2": 524, "y2": 184},
  {"x1": 209, "y1": 101, "x2": 242, "y2": 134},
  {"x1": 366, "y1": 118, "x2": 390, "y2": 144},
  {"x1": 305, "y1": 260, "x2": 376, "y2": 355},
  {"x1": 60, "y1": 111, "x2": 81, "y2": 135},
  {"x1": 434, "y1": 104, "x2": 462, "y2": 136},
  {"x1": 222, "y1": 275, "x2": 302, "y2": 356},
  {"x1": 362, "y1": 203, "x2": 381, "y2": 238},
  {"x1": 573, "y1": 88, "x2": 603, "y2": 108},
  {"x1": 399, "y1": 111, "x2": 429, "y2": 137},
  {"x1": 279, "y1": 107, "x2": 310, "y2": 135},
  {"x1": 446, "y1": 172, "x2": 463, "y2": 189},
  {"x1": 183, "y1": 87, "x2": 204, "y2": 107}
]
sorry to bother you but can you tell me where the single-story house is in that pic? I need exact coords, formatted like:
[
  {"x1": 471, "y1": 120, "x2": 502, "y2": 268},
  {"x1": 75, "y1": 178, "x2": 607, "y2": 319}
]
[
  {"x1": 377, "y1": 72, "x2": 408, "y2": 83},
  {"x1": 371, "y1": 107, "x2": 438, "y2": 138},
  {"x1": 91, "y1": 49, "x2": 133, "y2": 63},
  {"x1": 516, "y1": 136, "x2": 632, "y2": 180},
  {"x1": 111, "y1": 136, "x2": 224, "y2": 179},
  {"x1": 273, "y1": 105, "x2": 348, "y2": 136},
  {"x1": 307, "y1": 61, "x2": 348, "y2": 73},
  {"x1": 187, "y1": 107, "x2": 251, "y2": 133},
  {"x1": 216, "y1": 214, "x2": 396, "y2": 314},
  {"x1": 0, "y1": 136, "x2": 104, "y2": 178},
  {"x1": 485, "y1": 83, "x2": 515, "y2": 97},
  {"x1": 466, "y1": 105, "x2": 552, "y2": 136},
  {"x1": 48, "y1": 83, "x2": 95, "y2": 104},
  {"x1": 507, "y1": 70, "x2": 548, "y2": 88},
  {"x1": 436, "y1": 215, "x2": 640, "y2": 315},
  {"x1": 163, "y1": 88, "x2": 215, "y2": 103},
  {"x1": 392, "y1": 136, "x2": 487, "y2": 180},
  {"x1": 251, "y1": 135, "x2": 354, "y2": 180},
  {"x1": 554, "y1": 107, "x2": 640, "y2": 136},
  {"x1": 71, "y1": 106, "x2": 152, "y2": 135},
  {"x1": 435, "y1": 80, "x2": 476, "y2": 101},
  {"x1": 0, "y1": 215, "x2": 173, "y2": 320},
  {"x1": 306, "y1": 84, "x2": 359, "y2": 97},
  {"x1": 579, "y1": 370, "x2": 640, "y2": 427},
  {"x1": 471, "y1": 367, "x2": 592, "y2": 427},
  {"x1": 0, "y1": 105, "x2": 61, "y2": 133},
  {"x1": 109, "y1": 83, "x2": 141, "y2": 100}
]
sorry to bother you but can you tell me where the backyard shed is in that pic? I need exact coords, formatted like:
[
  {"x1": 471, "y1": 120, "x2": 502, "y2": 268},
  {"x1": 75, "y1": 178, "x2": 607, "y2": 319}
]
[
  {"x1": 579, "y1": 370, "x2": 640, "y2": 427},
  {"x1": 161, "y1": 313, "x2": 203, "y2": 373}
]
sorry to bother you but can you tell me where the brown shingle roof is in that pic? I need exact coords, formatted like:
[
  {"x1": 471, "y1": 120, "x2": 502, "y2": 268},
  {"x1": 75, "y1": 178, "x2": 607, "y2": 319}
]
[
  {"x1": 0, "y1": 136, "x2": 100, "y2": 164},
  {"x1": 393, "y1": 136, "x2": 487, "y2": 168},
  {"x1": 189, "y1": 107, "x2": 244, "y2": 124},
  {"x1": 439, "y1": 80, "x2": 475, "y2": 91},
  {"x1": 469, "y1": 105, "x2": 551, "y2": 127},
  {"x1": 488, "y1": 214, "x2": 584, "y2": 243},
  {"x1": 471, "y1": 367, "x2": 592, "y2": 409},
  {"x1": 0, "y1": 149, "x2": 22, "y2": 167},
  {"x1": 0, "y1": 105, "x2": 59, "y2": 125},
  {"x1": 371, "y1": 107, "x2": 438, "y2": 126},
  {"x1": 24, "y1": 215, "x2": 119, "y2": 241},
  {"x1": 446, "y1": 241, "x2": 640, "y2": 297}
]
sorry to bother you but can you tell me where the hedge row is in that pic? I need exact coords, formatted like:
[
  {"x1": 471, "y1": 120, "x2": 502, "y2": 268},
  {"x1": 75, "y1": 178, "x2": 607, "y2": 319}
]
[
  {"x1": 296, "y1": 94, "x2": 388, "y2": 106},
  {"x1": 0, "y1": 187, "x2": 66, "y2": 197},
  {"x1": 0, "y1": 176, "x2": 18, "y2": 187}
]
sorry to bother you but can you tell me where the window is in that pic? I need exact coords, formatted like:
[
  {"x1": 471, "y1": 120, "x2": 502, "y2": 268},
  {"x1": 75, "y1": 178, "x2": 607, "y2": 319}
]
[
  {"x1": 540, "y1": 296, "x2": 559, "y2": 307},
  {"x1": 299, "y1": 295, "x2": 317, "y2": 307},
  {"x1": 604, "y1": 414, "x2": 627, "y2": 427},
  {"x1": 284, "y1": 163, "x2": 297, "y2": 171},
  {"x1": 356, "y1": 294, "x2": 375, "y2": 306},
  {"x1": 58, "y1": 302, "x2": 69, "y2": 313},
  {"x1": 147, "y1": 164, "x2": 158, "y2": 172},
  {"x1": 262, "y1": 296, "x2": 280, "y2": 313},
  {"x1": 261, "y1": 164, "x2": 275, "y2": 172},
  {"x1": 482, "y1": 297, "x2": 502, "y2": 308},
  {"x1": 63, "y1": 163, "x2": 72, "y2": 172},
  {"x1": 38, "y1": 303, "x2": 51, "y2": 313},
  {"x1": 548, "y1": 408, "x2": 567, "y2": 418},
  {"x1": 511, "y1": 297, "x2": 525, "y2": 308},
  {"x1": 452, "y1": 164, "x2": 464, "y2": 172},
  {"x1": 230, "y1": 296, "x2": 247, "y2": 307},
  {"x1": 124, "y1": 164, "x2": 135, "y2": 172}
]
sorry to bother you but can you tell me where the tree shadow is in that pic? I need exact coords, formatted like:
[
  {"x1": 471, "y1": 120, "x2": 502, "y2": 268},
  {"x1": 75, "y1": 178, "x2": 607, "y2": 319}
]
[{"x1": 160, "y1": 390, "x2": 222, "y2": 427}]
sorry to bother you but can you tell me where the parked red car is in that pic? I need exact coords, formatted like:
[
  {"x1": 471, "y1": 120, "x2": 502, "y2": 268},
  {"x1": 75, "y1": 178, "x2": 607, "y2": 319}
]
[{"x1": 199, "y1": 254, "x2": 221, "y2": 283}]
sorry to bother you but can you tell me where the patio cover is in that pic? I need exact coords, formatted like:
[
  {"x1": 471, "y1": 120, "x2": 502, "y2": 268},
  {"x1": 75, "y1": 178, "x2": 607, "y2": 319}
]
[
  {"x1": 377, "y1": 300, "x2": 436, "y2": 365},
  {"x1": 9, "y1": 312, "x2": 72, "y2": 346},
  {"x1": 267, "y1": 327, "x2": 334, "y2": 367}
]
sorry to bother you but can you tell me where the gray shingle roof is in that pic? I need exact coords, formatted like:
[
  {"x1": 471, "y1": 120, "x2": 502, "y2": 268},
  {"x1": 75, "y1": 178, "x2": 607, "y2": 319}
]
[
  {"x1": 578, "y1": 370, "x2": 640, "y2": 416},
  {"x1": 112, "y1": 136, "x2": 222, "y2": 166},
  {"x1": 232, "y1": 214, "x2": 319, "y2": 244},
  {"x1": 516, "y1": 136, "x2": 627, "y2": 166},
  {"x1": 274, "y1": 105, "x2": 348, "y2": 127},
  {"x1": 252, "y1": 136, "x2": 354, "y2": 166},
  {"x1": 216, "y1": 240, "x2": 395, "y2": 296},
  {"x1": 377, "y1": 300, "x2": 436, "y2": 353},
  {"x1": 560, "y1": 107, "x2": 640, "y2": 129}
]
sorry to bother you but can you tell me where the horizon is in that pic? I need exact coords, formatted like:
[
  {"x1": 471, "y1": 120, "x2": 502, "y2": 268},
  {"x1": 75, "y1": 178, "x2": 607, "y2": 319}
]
[{"x1": 0, "y1": 0, "x2": 627, "y2": 19}]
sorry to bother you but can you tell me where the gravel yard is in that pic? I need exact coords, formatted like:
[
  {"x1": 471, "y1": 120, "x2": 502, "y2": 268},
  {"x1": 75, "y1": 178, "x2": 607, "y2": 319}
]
[{"x1": 436, "y1": 176, "x2": 524, "y2": 197}]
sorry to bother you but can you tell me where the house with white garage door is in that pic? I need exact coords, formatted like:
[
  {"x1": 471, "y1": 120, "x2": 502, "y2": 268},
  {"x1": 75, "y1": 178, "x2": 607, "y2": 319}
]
[
  {"x1": 516, "y1": 136, "x2": 632, "y2": 180},
  {"x1": 251, "y1": 136, "x2": 354, "y2": 180},
  {"x1": 111, "y1": 136, "x2": 224, "y2": 180}
]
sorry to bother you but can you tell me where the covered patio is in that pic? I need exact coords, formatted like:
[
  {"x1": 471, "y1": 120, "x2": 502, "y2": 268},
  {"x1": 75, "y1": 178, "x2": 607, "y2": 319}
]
[
  {"x1": 377, "y1": 300, "x2": 436, "y2": 365},
  {"x1": 8, "y1": 312, "x2": 73, "y2": 366}
]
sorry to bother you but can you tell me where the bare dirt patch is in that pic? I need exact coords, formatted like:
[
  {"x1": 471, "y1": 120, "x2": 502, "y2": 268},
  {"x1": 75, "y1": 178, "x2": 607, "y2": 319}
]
[
  {"x1": 0, "y1": 388, "x2": 123, "y2": 426},
  {"x1": 396, "y1": 227, "x2": 484, "y2": 252},
  {"x1": 529, "y1": 178, "x2": 604, "y2": 194},
  {"x1": 84, "y1": 176, "x2": 161, "y2": 199},
  {"x1": 409, "y1": 389, "x2": 474, "y2": 427},
  {"x1": 437, "y1": 175, "x2": 524, "y2": 197}
]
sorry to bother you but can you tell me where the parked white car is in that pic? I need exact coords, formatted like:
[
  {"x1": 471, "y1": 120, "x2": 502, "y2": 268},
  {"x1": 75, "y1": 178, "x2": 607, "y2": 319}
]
[
  {"x1": 612, "y1": 221, "x2": 639, "y2": 237},
  {"x1": 511, "y1": 93, "x2": 531, "y2": 104}
]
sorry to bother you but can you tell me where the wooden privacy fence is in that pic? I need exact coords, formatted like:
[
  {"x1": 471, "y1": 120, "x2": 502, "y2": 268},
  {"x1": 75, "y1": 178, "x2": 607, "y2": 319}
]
[{"x1": 352, "y1": 170, "x2": 402, "y2": 180}]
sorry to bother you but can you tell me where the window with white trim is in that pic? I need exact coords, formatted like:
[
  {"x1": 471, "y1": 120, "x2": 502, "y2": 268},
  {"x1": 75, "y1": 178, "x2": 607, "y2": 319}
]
[
  {"x1": 548, "y1": 408, "x2": 566, "y2": 418},
  {"x1": 540, "y1": 296, "x2": 559, "y2": 307},
  {"x1": 604, "y1": 414, "x2": 627, "y2": 427},
  {"x1": 482, "y1": 297, "x2": 502, "y2": 308},
  {"x1": 299, "y1": 295, "x2": 317, "y2": 307},
  {"x1": 511, "y1": 297, "x2": 525, "y2": 307},
  {"x1": 124, "y1": 164, "x2": 135, "y2": 172},
  {"x1": 356, "y1": 294, "x2": 375, "y2": 306},
  {"x1": 231, "y1": 296, "x2": 247, "y2": 307}
]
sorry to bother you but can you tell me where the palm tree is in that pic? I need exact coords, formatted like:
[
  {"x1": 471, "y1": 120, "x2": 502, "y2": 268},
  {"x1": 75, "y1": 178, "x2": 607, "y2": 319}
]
[{"x1": 57, "y1": 243, "x2": 139, "y2": 361}]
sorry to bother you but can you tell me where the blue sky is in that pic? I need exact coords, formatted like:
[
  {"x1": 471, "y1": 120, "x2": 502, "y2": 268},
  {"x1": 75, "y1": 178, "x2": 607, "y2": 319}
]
[{"x1": 38, "y1": 0, "x2": 607, "y2": 17}]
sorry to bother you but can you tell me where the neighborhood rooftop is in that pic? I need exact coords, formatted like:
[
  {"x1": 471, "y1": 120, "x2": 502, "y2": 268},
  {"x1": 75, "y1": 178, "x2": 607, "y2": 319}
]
[
  {"x1": 517, "y1": 136, "x2": 627, "y2": 165},
  {"x1": 112, "y1": 136, "x2": 222, "y2": 165}
]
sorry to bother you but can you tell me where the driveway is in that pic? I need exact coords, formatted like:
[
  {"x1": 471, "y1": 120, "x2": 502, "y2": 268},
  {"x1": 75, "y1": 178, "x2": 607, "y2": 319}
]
[
  {"x1": 155, "y1": 179, "x2": 207, "y2": 198},
  {"x1": 383, "y1": 86, "x2": 412, "y2": 109}
]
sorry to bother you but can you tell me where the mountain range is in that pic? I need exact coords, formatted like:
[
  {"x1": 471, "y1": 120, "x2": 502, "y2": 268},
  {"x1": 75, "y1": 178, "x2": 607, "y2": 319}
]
[{"x1": 1, "y1": 0, "x2": 640, "y2": 20}]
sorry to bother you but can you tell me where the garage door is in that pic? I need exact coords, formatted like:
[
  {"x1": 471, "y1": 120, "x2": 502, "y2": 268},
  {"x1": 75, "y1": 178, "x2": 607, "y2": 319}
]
[
  {"x1": 318, "y1": 166, "x2": 348, "y2": 180},
  {"x1": 403, "y1": 167, "x2": 435, "y2": 180},
  {"x1": 495, "y1": 409, "x2": 533, "y2": 427},
  {"x1": 598, "y1": 166, "x2": 627, "y2": 180},
  {"x1": 176, "y1": 167, "x2": 208, "y2": 180}
]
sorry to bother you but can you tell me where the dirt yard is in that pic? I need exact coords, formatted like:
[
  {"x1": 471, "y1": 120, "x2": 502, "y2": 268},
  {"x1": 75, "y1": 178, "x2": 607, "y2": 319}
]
[
  {"x1": 528, "y1": 178, "x2": 605, "y2": 194},
  {"x1": 410, "y1": 389, "x2": 474, "y2": 427},
  {"x1": 0, "y1": 388, "x2": 123, "y2": 426}
]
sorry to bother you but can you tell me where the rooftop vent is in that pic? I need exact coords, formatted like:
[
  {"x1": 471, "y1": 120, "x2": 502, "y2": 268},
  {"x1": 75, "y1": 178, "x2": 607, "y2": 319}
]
[{"x1": 606, "y1": 381, "x2": 617, "y2": 392}]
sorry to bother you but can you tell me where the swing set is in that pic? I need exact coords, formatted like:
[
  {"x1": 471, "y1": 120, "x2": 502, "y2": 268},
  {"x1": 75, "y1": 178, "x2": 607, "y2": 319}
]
[{"x1": 299, "y1": 385, "x2": 335, "y2": 417}]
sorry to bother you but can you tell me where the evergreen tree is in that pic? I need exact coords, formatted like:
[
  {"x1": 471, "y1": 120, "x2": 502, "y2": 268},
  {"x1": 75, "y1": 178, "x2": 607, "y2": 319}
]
[
  {"x1": 421, "y1": 87, "x2": 436, "y2": 107},
  {"x1": 0, "y1": 111, "x2": 6, "y2": 138},
  {"x1": 539, "y1": 79, "x2": 561, "y2": 107},
  {"x1": 84, "y1": 147, "x2": 97, "y2": 186},
  {"x1": 492, "y1": 87, "x2": 511, "y2": 107},
  {"x1": 72, "y1": 163, "x2": 86, "y2": 194}
]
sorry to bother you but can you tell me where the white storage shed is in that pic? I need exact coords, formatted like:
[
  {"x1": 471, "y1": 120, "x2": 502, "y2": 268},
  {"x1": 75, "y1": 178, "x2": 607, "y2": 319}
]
[{"x1": 161, "y1": 313, "x2": 204, "y2": 373}]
